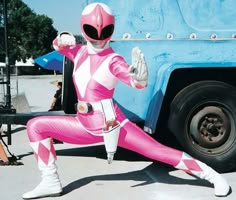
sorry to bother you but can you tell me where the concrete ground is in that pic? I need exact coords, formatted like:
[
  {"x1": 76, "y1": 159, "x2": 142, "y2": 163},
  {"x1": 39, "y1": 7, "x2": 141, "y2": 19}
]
[{"x1": 0, "y1": 75, "x2": 236, "y2": 200}]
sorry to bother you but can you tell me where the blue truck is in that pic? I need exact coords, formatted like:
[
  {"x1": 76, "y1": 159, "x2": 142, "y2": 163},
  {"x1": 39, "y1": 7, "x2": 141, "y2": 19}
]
[{"x1": 73, "y1": 0, "x2": 236, "y2": 173}]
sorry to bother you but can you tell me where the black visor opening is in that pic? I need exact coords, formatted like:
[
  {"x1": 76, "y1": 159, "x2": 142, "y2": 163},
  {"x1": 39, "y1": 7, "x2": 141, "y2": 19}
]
[{"x1": 83, "y1": 24, "x2": 114, "y2": 40}]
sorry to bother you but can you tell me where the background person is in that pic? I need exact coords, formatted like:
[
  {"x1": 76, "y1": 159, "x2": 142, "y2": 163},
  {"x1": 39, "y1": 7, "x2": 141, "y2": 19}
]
[
  {"x1": 48, "y1": 81, "x2": 62, "y2": 111},
  {"x1": 48, "y1": 81, "x2": 63, "y2": 144}
]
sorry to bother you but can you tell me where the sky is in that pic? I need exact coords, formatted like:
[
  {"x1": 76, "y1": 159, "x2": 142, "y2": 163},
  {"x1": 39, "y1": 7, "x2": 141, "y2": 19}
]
[{"x1": 22, "y1": 0, "x2": 88, "y2": 34}]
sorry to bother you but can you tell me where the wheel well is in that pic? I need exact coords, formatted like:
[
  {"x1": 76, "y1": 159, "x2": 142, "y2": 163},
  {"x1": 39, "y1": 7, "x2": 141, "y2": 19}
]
[{"x1": 156, "y1": 67, "x2": 236, "y2": 132}]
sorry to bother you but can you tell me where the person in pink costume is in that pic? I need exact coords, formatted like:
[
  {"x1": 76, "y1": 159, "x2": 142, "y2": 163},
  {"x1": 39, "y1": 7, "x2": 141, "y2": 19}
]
[{"x1": 22, "y1": 2, "x2": 231, "y2": 199}]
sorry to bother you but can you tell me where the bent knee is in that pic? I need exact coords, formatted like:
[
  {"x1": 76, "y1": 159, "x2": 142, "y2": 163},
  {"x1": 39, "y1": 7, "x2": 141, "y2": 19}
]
[{"x1": 26, "y1": 116, "x2": 51, "y2": 142}]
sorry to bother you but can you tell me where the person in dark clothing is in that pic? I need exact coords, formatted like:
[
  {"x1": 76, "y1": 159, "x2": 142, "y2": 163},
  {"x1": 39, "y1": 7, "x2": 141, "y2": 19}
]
[
  {"x1": 48, "y1": 81, "x2": 63, "y2": 144},
  {"x1": 48, "y1": 81, "x2": 62, "y2": 111}
]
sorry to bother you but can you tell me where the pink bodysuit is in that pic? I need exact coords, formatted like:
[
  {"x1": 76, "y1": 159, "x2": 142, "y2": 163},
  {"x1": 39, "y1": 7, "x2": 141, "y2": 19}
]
[{"x1": 27, "y1": 43, "x2": 200, "y2": 171}]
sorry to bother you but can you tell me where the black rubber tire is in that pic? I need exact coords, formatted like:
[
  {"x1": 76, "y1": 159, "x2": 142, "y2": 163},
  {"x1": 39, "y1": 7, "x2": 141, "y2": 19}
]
[
  {"x1": 168, "y1": 81, "x2": 236, "y2": 172},
  {"x1": 62, "y1": 56, "x2": 77, "y2": 114}
]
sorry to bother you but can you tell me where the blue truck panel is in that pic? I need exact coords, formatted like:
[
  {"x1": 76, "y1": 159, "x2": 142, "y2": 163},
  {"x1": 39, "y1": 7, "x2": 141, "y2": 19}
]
[
  {"x1": 112, "y1": 39, "x2": 236, "y2": 132},
  {"x1": 83, "y1": 0, "x2": 236, "y2": 172},
  {"x1": 93, "y1": 0, "x2": 236, "y2": 39},
  {"x1": 88, "y1": 0, "x2": 236, "y2": 132}
]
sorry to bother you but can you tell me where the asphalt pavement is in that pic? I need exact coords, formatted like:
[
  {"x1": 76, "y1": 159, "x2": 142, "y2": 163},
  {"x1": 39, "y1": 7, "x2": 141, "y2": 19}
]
[{"x1": 0, "y1": 75, "x2": 236, "y2": 200}]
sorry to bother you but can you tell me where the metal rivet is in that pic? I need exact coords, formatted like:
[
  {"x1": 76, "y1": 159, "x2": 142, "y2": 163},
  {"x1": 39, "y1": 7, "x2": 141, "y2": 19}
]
[
  {"x1": 122, "y1": 33, "x2": 131, "y2": 39},
  {"x1": 211, "y1": 34, "x2": 217, "y2": 39},
  {"x1": 167, "y1": 33, "x2": 174, "y2": 39},
  {"x1": 232, "y1": 33, "x2": 236, "y2": 39},
  {"x1": 145, "y1": 33, "x2": 151, "y2": 39},
  {"x1": 190, "y1": 33, "x2": 197, "y2": 40}
]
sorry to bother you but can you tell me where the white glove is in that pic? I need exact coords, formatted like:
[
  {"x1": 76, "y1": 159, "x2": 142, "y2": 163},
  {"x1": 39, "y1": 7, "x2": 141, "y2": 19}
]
[
  {"x1": 129, "y1": 47, "x2": 148, "y2": 87},
  {"x1": 55, "y1": 31, "x2": 76, "y2": 49}
]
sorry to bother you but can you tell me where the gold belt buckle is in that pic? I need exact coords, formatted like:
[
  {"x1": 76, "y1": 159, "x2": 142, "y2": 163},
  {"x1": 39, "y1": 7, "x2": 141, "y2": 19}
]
[{"x1": 78, "y1": 104, "x2": 86, "y2": 113}]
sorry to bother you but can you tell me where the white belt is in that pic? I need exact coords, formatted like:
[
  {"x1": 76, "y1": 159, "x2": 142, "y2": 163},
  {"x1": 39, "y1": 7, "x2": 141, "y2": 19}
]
[{"x1": 91, "y1": 101, "x2": 103, "y2": 112}]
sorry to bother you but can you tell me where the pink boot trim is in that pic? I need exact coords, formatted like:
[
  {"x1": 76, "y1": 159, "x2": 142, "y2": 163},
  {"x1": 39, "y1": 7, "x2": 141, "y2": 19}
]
[{"x1": 30, "y1": 138, "x2": 57, "y2": 165}]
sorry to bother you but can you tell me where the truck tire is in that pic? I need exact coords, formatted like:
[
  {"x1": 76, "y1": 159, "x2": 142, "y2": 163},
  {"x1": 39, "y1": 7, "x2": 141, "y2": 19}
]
[
  {"x1": 168, "y1": 80, "x2": 236, "y2": 172},
  {"x1": 62, "y1": 56, "x2": 77, "y2": 114}
]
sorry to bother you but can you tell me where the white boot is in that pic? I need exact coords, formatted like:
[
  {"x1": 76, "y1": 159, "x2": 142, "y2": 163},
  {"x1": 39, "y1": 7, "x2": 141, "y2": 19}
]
[
  {"x1": 22, "y1": 138, "x2": 62, "y2": 199},
  {"x1": 175, "y1": 153, "x2": 231, "y2": 197},
  {"x1": 193, "y1": 161, "x2": 231, "y2": 197}
]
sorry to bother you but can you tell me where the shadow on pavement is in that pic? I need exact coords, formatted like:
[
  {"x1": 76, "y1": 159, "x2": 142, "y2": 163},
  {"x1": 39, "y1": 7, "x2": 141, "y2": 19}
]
[
  {"x1": 62, "y1": 162, "x2": 212, "y2": 196},
  {"x1": 54, "y1": 145, "x2": 212, "y2": 196},
  {"x1": 56, "y1": 145, "x2": 151, "y2": 162}
]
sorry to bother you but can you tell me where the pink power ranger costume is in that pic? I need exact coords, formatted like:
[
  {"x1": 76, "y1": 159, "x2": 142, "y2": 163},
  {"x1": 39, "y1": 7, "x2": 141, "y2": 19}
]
[{"x1": 22, "y1": 2, "x2": 231, "y2": 199}]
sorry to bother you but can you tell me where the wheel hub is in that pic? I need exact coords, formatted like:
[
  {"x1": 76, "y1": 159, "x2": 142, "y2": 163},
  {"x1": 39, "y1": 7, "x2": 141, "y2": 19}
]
[
  {"x1": 200, "y1": 116, "x2": 224, "y2": 141},
  {"x1": 190, "y1": 106, "x2": 230, "y2": 148}
]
